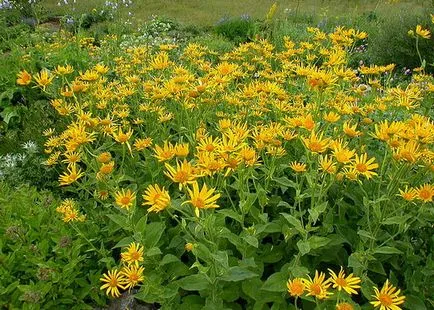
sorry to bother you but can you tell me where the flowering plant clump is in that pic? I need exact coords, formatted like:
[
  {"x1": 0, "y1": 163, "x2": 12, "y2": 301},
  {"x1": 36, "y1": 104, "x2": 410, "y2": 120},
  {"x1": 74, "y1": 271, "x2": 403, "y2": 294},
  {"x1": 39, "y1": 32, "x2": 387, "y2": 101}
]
[{"x1": 10, "y1": 14, "x2": 434, "y2": 308}]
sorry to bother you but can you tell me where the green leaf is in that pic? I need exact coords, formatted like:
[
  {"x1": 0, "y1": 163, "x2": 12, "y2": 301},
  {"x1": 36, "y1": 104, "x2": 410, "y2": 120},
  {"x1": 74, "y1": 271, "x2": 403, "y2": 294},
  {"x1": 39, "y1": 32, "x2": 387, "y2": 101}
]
[
  {"x1": 135, "y1": 216, "x2": 147, "y2": 232},
  {"x1": 274, "y1": 177, "x2": 297, "y2": 189},
  {"x1": 374, "y1": 246, "x2": 403, "y2": 255},
  {"x1": 382, "y1": 215, "x2": 411, "y2": 226},
  {"x1": 143, "y1": 222, "x2": 165, "y2": 248},
  {"x1": 405, "y1": 295, "x2": 427, "y2": 310},
  {"x1": 0, "y1": 107, "x2": 19, "y2": 124},
  {"x1": 176, "y1": 274, "x2": 210, "y2": 291},
  {"x1": 261, "y1": 272, "x2": 287, "y2": 292},
  {"x1": 357, "y1": 229, "x2": 376, "y2": 240},
  {"x1": 107, "y1": 214, "x2": 131, "y2": 231},
  {"x1": 281, "y1": 213, "x2": 305, "y2": 235},
  {"x1": 308, "y1": 201, "x2": 327, "y2": 223},
  {"x1": 217, "y1": 209, "x2": 243, "y2": 224},
  {"x1": 242, "y1": 235, "x2": 258, "y2": 248},
  {"x1": 146, "y1": 247, "x2": 162, "y2": 256},
  {"x1": 297, "y1": 240, "x2": 310, "y2": 256},
  {"x1": 307, "y1": 236, "x2": 330, "y2": 250},
  {"x1": 160, "y1": 254, "x2": 180, "y2": 266},
  {"x1": 112, "y1": 236, "x2": 134, "y2": 249},
  {"x1": 220, "y1": 267, "x2": 258, "y2": 282}
]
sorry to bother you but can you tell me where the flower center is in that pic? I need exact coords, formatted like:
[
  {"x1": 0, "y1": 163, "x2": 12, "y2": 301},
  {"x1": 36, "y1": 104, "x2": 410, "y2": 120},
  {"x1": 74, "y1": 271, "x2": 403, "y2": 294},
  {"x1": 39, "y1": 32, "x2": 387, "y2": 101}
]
[
  {"x1": 356, "y1": 163, "x2": 367, "y2": 172},
  {"x1": 378, "y1": 293, "x2": 393, "y2": 306},
  {"x1": 121, "y1": 197, "x2": 131, "y2": 205},
  {"x1": 310, "y1": 283, "x2": 322, "y2": 295},
  {"x1": 335, "y1": 277, "x2": 347, "y2": 287}
]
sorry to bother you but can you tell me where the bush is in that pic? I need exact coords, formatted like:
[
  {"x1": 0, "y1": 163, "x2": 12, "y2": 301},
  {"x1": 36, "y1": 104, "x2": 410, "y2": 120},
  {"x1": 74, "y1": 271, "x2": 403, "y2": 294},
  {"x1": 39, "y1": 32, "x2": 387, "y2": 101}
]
[{"x1": 214, "y1": 15, "x2": 258, "y2": 44}]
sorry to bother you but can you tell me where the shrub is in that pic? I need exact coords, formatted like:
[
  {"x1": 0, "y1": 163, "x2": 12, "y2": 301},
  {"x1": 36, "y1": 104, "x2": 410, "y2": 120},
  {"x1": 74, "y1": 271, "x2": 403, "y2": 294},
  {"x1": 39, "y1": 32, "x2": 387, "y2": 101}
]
[{"x1": 214, "y1": 15, "x2": 258, "y2": 44}]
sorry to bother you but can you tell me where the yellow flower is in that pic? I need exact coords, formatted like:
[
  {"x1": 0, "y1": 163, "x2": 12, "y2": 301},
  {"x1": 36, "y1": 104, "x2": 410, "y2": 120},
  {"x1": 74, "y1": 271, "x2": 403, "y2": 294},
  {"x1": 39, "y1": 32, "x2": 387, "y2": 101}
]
[
  {"x1": 319, "y1": 155, "x2": 337, "y2": 174},
  {"x1": 328, "y1": 267, "x2": 361, "y2": 295},
  {"x1": 134, "y1": 137, "x2": 153, "y2": 151},
  {"x1": 97, "y1": 152, "x2": 112, "y2": 163},
  {"x1": 55, "y1": 64, "x2": 74, "y2": 75},
  {"x1": 185, "y1": 242, "x2": 195, "y2": 252},
  {"x1": 153, "y1": 141, "x2": 175, "y2": 162},
  {"x1": 164, "y1": 160, "x2": 198, "y2": 190},
  {"x1": 120, "y1": 264, "x2": 144, "y2": 290},
  {"x1": 336, "y1": 302, "x2": 354, "y2": 310},
  {"x1": 348, "y1": 153, "x2": 379, "y2": 179},
  {"x1": 174, "y1": 143, "x2": 190, "y2": 157},
  {"x1": 99, "y1": 161, "x2": 115, "y2": 175},
  {"x1": 112, "y1": 127, "x2": 133, "y2": 144},
  {"x1": 16, "y1": 70, "x2": 32, "y2": 85},
  {"x1": 416, "y1": 183, "x2": 434, "y2": 202},
  {"x1": 302, "y1": 131, "x2": 329, "y2": 154},
  {"x1": 415, "y1": 25, "x2": 431, "y2": 39},
  {"x1": 343, "y1": 121, "x2": 362, "y2": 138},
  {"x1": 302, "y1": 270, "x2": 332, "y2": 300},
  {"x1": 114, "y1": 189, "x2": 136, "y2": 210},
  {"x1": 183, "y1": 182, "x2": 221, "y2": 217},
  {"x1": 398, "y1": 186, "x2": 417, "y2": 201},
  {"x1": 289, "y1": 161, "x2": 307, "y2": 173},
  {"x1": 370, "y1": 280, "x2": 405, "y2": 310},
  {"x1": 333, "y1": 144, "x2": 355, "y2": 164},
  {"x1": 287, "y1": 278, "x2": 305, "y2": 297},
  {"x1": 121, "y1": 242, "x2": 144, "y2": 266},
  {"x1": 34, "y1": 69, "x2": 54, "y2": 90},
  {"x1": 58, "y1": 164, "x2": 85, "y2": 186},
  {"x1": 100, "y1": 269, "x2": 127, "y2": 298},
  {"x1": 142, "y1": 184, "x2": 171, "y2": 213}
]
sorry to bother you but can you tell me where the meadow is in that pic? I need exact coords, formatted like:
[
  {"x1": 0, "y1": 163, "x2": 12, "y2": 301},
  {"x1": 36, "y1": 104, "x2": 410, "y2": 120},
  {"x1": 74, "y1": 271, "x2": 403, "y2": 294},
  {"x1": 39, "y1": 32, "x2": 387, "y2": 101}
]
[{"x1": 0, "y1": 1, "x2": 434, "y2": 309}]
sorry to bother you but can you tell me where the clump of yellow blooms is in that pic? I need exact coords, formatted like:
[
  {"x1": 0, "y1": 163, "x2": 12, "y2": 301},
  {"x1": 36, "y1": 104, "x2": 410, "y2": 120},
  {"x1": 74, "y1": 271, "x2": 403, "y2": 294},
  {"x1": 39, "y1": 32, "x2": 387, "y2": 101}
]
[{"x1": 16, "y1": 22, "x2": 433, "y2": 306}]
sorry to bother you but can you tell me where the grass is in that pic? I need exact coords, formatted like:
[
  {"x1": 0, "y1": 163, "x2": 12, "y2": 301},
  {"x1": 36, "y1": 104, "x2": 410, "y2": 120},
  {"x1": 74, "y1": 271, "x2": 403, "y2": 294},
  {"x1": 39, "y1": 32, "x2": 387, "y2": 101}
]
[{"x1": 42, "y1": 0, "x2": 431, "y2": 26}]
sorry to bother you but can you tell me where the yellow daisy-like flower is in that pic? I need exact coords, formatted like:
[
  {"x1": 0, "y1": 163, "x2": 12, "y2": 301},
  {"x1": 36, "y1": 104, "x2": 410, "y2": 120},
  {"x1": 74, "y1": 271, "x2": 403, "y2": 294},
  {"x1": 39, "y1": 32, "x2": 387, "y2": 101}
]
[
  {"x1": 415, "y1": 25, "x2": 431, "y2": 39},
  {"x1": 100, "y1": 269, "x2": 127, "y2": 298},
  {"x1": 114, "y1": 189, "x2": 136, "y2": 210},
  {"x1": 16, "y1": 70, "x2": 32, "y2": 86},
  {"x1": 34, "y1": 69, "x2": 54, "y2": 90},
  {"x1": 58, "y1": 164, "x2": 85, "y2": 186},
  {"x1": 398, "y1": 186, "x2": 417, "y2": 201},
  {"x1": 348, "y1": 153, "x2": 379, "y2": 179},
  {"x1": 183, "y1": 182, "x2": 221, "y2": 217},
  {"x1": 336, "y1": 302, "x2": 354, "y2": 310},
  {"x1": 289, "y1": 161, "x2": 307, "y2": 173},
  {"x1": 328, "y1": 267, "x2": 361, "y2": 295},
  {"x1": 142, "y1": 184, "x2": 171, "y2": 213},
  {"x1": 153, "y1": 141, "x2": 175, "y2": 162},
  {"x1": 120, "y1": 264, "x2": 144, "y2": 290},
  {"x1": 286, "y1": 278, "x2": 305, "y2": 297},
  {"x1": 302, "y1": 270, "x2": 332, "y2": 300},
  {"x1": 164, "y1": 160, "x2": 198, "y2": 190},
  {"x1": 121, "y1": 242, "x2": 144, "y2": 266},
  {"x1": 416, "y1": 183, "x2": 434, "y2": 202},
  {"x1": 370, "y1": 280, "x2": 405, "y2": 310}
]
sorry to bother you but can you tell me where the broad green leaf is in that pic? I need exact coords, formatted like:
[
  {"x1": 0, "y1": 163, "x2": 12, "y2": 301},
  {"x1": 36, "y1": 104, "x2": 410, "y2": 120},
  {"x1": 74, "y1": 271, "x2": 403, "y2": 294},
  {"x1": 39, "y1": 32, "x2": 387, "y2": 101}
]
[
  {"x1": 281, "y1": 213, "x2": 305, "y2": 235},
  {"x1": 112, "y1": 236, "x2": 134, "y2": 249},
  {"x1": 261, "y1": 272, "x2": 287, "y2": 292},
  {"x1": 176, "y1": 274, "x2": 210, "y2": 291},
  {"x1": 307, "y1": 236, "x2": 330, "y2": 250},
  {"x1": 160, "y1": 254, "x2": 180, "y2": 265},
  {"x1": 107, "y1": 214, "x2": 131, "y2": 231},
  {"x1": 143, "y1": 222, "x2": 165, "y2": 248},
  {"x1": 220, "y1": 267, "x2": 258, "y2": 282},
  {"x1": 405, "y1": 295, "x2": 427, "y2": 310},
  {"x1": 297, "y1": 240, "x2": 310, "y2": 256},
  {"x1": 146, "y1": 247, "x2": 162, "y2": 256},
  {"x1": 242, "y1": 235, "x2": 258, "y2": 248},
  {"x1": 217, "y1": 209, "x2": 243, "y2": 224}
]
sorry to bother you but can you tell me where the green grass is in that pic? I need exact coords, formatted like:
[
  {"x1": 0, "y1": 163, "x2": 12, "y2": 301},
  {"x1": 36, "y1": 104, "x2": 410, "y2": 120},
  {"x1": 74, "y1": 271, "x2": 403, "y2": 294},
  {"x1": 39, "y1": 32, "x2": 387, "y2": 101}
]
[{"x1": 42, "y1": 0, "x2": 431, "y2": 26}]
